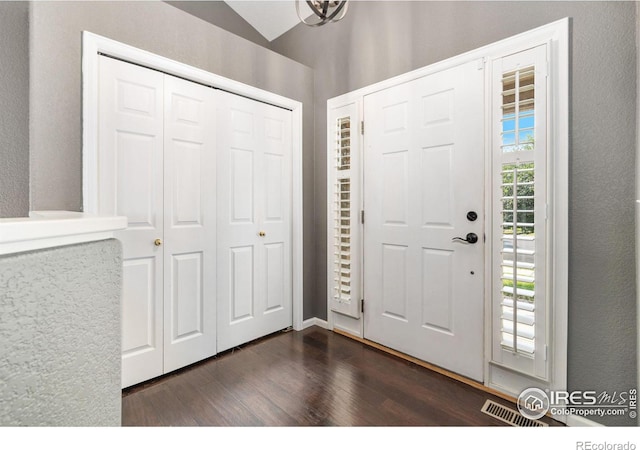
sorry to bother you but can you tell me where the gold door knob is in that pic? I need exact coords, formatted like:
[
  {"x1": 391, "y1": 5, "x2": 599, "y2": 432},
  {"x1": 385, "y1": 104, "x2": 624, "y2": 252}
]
[
  {"x1": 154, "y1": 239, "x2": 162, "y2": 246},
  {"x1": 258, "y1": 231, "x2": 266, "y2": 237}
]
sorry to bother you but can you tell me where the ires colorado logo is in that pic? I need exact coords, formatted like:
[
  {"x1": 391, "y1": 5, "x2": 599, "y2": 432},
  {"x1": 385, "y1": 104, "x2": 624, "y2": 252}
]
[
  {"x1": 517, "y1": 387, "x2": 550, "y2": 419},
  {"x1": 517, "y1": 387, "x2": 637, "y2": 420}
]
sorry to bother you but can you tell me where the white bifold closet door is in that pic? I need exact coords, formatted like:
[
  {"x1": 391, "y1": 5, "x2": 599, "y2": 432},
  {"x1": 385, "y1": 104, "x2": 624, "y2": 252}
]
[
  {"x1": 98, "y1": 56, "x2": 216, "y2": 388},
  {"x1": 162, "y1": 75, "x2": 216, "y2": 374},
  {"x1": 216, "y1": 91, "x2": 293, "y2": 352},
  {"x1": 363, "y1": 60, "x2": 485, "y2": 381}
]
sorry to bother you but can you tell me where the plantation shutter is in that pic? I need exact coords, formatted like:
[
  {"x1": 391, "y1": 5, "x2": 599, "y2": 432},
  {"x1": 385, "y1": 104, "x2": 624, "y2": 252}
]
[
  {"x1": 491, "y1": 45, "x2": 548, "y2": 380},
  {"x1": 328, "y1": 102, "x2": 361, "y2": 318}
]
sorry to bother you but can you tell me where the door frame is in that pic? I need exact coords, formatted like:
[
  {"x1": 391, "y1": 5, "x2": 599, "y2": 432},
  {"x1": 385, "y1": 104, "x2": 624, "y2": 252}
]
[
  {"x1": 81, "y1": 31, "x2": 304, "y2": 332},
  {"x1": 326, "y1": 19, "x2": 568, "y2": 400}
]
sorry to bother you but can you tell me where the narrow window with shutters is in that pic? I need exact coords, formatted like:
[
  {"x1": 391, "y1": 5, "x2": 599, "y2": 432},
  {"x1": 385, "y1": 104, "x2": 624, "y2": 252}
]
[
  {"x1": 492, "y1": 45, "x2": 548, "y2": 380},
  {"x1": 328, "y1": 103, "x2": 361, "y2": 319},
  {"x1": 334, "y1": 118, "x2": 352, "y2": 303}
]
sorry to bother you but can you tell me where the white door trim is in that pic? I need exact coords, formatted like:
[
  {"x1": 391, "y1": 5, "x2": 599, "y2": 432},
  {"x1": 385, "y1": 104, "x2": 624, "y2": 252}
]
[
  {"x1": 82, "y1": 31, "x2": 304, "y2": 332},
  {"x1": 327, "y1": 18, "x2": 568, "y2": 400}
]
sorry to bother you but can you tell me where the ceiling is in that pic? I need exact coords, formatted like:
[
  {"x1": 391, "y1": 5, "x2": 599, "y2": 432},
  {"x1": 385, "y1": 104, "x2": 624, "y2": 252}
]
[{"x1": 224, "y1": 1, "x2": 315, "y2": 42}]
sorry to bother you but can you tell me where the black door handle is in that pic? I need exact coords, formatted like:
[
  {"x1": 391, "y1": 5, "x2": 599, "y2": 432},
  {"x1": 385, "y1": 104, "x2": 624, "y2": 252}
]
[{"x1": 452, "y1": 233, "x2": 478, "y2": 244}]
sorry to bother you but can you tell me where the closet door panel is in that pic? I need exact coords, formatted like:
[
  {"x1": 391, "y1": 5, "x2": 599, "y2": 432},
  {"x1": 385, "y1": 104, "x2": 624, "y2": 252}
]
[
  {"x1": 121, "y1": 258, "x2": 158, "y2": 353},
  {"x1": 230, "y1": 245, "x2": 255, "y2": 321},
  {"x1": 170, "y1": 252, "x2": 203, "y2": 338},
  {"x1": 260, "y1": 107, "x2": 292, "y2": 321},
  {"x1": 264, "y1": 154, "x2": 284, "y2": 222},
  {"x1": 171, "y1": 140, "x2": 203, "y2": 225},
  {"x1": 115, "y1": 132, "x2": 156, "y2": 227},
  {"x1": 98, "y1": 56, "x2": 164, "y2": 388},
  {"x1": 163, "y1": 74, "x2": 217, "y2": 373},
  {"x1": 264, "y1": 242, "x2": 285, "y2": 312},
  {"x1": 218, "y1": 93, "x2": 260, "y2": 350},
  {"x1": 217, "y1": 92, "x2": 292, "y2": 352},
  {"x1": 230, "y1": 148, "x2": 255, "y2": 224}
]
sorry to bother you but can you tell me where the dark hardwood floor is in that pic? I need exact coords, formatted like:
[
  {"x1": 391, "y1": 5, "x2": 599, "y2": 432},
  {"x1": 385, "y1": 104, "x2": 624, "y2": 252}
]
[{"x1": 122, "y1": 326, "x2": 563, "y2": 426}]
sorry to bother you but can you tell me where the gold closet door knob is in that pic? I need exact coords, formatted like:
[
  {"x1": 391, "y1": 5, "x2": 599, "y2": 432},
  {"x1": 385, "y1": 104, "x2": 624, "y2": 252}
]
[
  {"x1": 154, "y1": 239, "x2": 162, "y2": 246},
  {"x1": 258, "y1": 231, "x2": 266, "y2": 237}
]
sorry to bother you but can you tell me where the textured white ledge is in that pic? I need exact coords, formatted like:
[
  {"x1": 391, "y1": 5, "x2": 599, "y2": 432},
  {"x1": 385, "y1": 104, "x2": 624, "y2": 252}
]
[{"x1": 0, "y1": 211, "x2": 127, "y2": 256}]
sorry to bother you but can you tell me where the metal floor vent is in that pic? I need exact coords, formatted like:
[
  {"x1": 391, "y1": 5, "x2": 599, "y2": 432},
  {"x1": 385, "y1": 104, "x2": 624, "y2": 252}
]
[{"x1": 481, "y1": 399, "x2": 548, "y2": 427}]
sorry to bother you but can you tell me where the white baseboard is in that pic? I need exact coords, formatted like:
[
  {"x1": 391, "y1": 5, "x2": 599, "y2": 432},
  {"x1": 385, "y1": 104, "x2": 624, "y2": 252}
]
[
  {"x1": 302, "y1": 317, "x2": 328, "y2": 329},
  {"x1": 566, "y1": 414, "x2": 605, "y2": 427}
]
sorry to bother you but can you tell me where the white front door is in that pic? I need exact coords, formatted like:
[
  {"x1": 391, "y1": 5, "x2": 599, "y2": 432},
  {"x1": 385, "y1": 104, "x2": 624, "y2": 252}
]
[
  {"x1": 217, "y1": 91, "x2": 293, "y2": 352},
  {"x1": 98, "y1": 56, "x2": 216, "y2": 387},
  {"x1": 363, "y1": 60, "x2": 485, "y2": 381}
]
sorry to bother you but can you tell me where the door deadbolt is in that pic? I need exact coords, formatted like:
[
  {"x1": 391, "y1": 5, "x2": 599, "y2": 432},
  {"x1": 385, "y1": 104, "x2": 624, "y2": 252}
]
[{"x1": 466, "y1": 211, "x2": 478, "y2": 222}]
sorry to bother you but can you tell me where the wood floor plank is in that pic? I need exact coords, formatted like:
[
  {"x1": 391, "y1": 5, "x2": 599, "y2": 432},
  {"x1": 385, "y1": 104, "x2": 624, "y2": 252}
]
[
  {"x1": 193, "y1": 377, "x2": 263, "y2": 426},
  {"x1": 121, "y1": 327, "x2": 564, "y2": 427},
  {"x1": 122, "y1": 390, "x2": 161, "y2": 427},
  {"x1": 142, "y1": 384, "x2": 199, "y2": 426},
  {"x1": 208, "y1": 349, "x2": 303, "y2": 426}
]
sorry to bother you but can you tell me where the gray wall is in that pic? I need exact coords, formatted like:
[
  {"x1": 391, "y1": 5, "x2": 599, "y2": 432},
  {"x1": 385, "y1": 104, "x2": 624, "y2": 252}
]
[
  {"x1": 271, "y1": 1, "x2": 638, "y2": 425},
  {"x1": 28, "y1": 1, "x2": 317, "y2": 320},
  {"x1": 0, "y1": 2, "x2": 29, "y2": 218},
  {"x1": 0, "y1": 240, "x2": 122, "y2": 426}
]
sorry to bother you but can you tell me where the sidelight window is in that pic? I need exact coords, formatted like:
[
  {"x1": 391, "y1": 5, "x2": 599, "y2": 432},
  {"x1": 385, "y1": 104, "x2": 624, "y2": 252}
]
[
  {"x1": 333, "y1": 117, "x2": 352, "y2": 305},
  {"x1": 492, "y1": 47, "x2": 548, "y2": 379},
  {"x1": 328, "y1": 103, "x2": 361, "y2": 319}
]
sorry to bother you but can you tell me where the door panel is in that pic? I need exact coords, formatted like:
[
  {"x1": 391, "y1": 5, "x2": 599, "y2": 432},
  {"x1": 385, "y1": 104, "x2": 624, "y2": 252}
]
[
  {"x1": 265, "y1": 242, "x2": 285, "y2": 312},
  {"x1": 99, "y1": 56, "x2": 164, "y2": 388},
  {"x1": 382, "y1": 244, "x2": 408, "y2": 321},
  {"x1": 163, "y1": 74, "x2": 216, "y2": 373},
  {"x1": 264, "y1": 154, "x2": 284, "y2": 222},
  {"x1": 218, "y1": 91, "x2": 292, "y2": 352},
  {"x1": 170, "y1": 252, "x2": 203, "y2": 340},
  {"x1": 231, "y1": 148, "x2": 254, "y2": 223},
  {"x1": 382, "y1": 151, "x2": 409, "y2": 225},
  {"x1": 421, "y1": 145, "x2": 453, "y2": 226},
  {"x1": 121, "y1": 258, "x2": 157, "y2": 354},
  {"x1": 171, "y1": 140, "x2": 203, "y2": 225},
  {"x1": 421, "y1": 248, "x2": 453, "y2": 332},
  {"x1": 116, "y1": 132, "x2": 156, "y2": 226},
  {"x1": 364, "y1": 60, "x2": 485, "y2": 381},
  {"x1": 230, "y1": 246, "x2": 254, "y2": 322}
]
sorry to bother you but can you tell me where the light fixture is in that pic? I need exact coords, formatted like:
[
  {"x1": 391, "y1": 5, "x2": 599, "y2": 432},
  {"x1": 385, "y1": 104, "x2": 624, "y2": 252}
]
[{"x1": 296, "y1": 1, "x2": 349, "y2": 27}]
